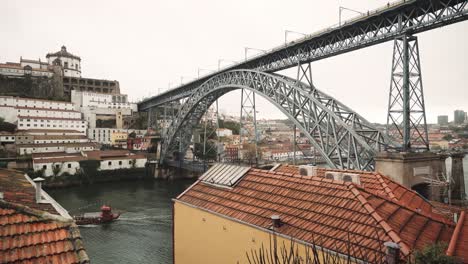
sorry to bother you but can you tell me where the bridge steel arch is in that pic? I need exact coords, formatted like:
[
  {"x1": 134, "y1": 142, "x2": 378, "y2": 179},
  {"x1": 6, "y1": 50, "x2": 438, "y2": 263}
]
[{"x1": 161, "y1": 70, "x2": 395, "y2": 171}]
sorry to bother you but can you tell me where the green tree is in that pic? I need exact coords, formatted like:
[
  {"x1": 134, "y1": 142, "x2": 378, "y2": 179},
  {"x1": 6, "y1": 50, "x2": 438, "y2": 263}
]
[
  {"x1": 193, "y1": 142, "x2": 217, "y2": 161},
  {"x1": 52, "y1": 163, "x2": 62, "y2": 177},
  {"x1": 443, "y1": 134, "x2": 453, "y2": 141},
  {"x1": 414, "y1": 243, "x2": 461, "y2": 264},
  {"x1": 219, "y1": 119, "x2": 240, "y2": 135}
]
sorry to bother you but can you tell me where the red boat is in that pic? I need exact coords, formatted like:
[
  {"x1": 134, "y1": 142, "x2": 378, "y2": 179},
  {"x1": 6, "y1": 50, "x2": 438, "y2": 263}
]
[{"x1": 73, "y1": 205, "x2": 121, "y2": 225}]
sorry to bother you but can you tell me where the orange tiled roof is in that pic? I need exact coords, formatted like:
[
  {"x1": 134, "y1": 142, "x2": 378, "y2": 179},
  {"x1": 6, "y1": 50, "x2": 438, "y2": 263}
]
[
  {"x1": 33, "y1": 156, "x2": 86, "y2": 164},
  {"x1": 18, "y1": 115, "x2": 82, "y2": 121},
  {"x1": 17, "y1": 129, "x2": 84, "y2": 134},
  {"x1": 447, "y1": 211, "x2": 468, "y2": 262},
  {"x1": 17, "y1": 142, "x2": 96, "y2": 148},
  {"x1": 274, "y1": 165, "x2": 442, "y2": 218},
  {"x1": 0, "y1": 169, "x2": 56, "y2": 214},
  {"x1": 15, "y1": 106, "x2": 80, "y2": 113},
  {"x1": 0, "y1": 169, "x2": 88, "y2": 263},
  {"x1": 177, "y1": 168, "x2": 456, "y2": 262},
  {"x1": 32, "y1": 152, "x2": 82, "y2": 158},
  {"x1": 0, "y1": 200, "x2": 89, "y2": 263},
  {"x1": 32, "y1": 135, "x2": 87, "y2": 140}
]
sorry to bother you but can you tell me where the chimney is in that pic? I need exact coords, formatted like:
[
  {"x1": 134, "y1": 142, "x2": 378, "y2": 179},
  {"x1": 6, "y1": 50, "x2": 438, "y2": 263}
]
[
  {"x1": 271, "y1": 215, "x2": 281, "y2": 228},
  {"x1": 33, "y1": 177, "x2": 45, "y2": 203},
  {"x1": 384, "y1": 241, "x2": 400, "y2": 264}
]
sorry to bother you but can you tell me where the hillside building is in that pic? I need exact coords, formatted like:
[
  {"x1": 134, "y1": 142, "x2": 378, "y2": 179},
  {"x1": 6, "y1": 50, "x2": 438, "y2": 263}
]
[
  {"x1": 87, "y1": 128, "x2": 146, "y2": 146},
  {"x1": 32, "y1": 150, "x2": 147, "y2": 177},
  {"x1": 46, "y1": 46, "x2": 81, "y2": 78},
  {"x1": 71, "y1": 90, "x2": 137, "y2": 129},
  {"x1": 0, "y1": 46, "x2": 121, "y2": 98},
  {"x1": 0, "y1": 96, "x2": 88, "y2": 133}
]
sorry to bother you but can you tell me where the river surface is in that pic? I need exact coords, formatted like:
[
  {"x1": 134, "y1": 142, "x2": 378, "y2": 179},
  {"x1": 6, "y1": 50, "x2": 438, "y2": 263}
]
[{"x1": 49, "y1": 178, "x2": 195, "y2": 264}]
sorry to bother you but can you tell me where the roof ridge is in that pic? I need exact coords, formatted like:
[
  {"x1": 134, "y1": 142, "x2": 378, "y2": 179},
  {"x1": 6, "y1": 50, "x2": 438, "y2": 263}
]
[
  {"x1": 374, "y1": 172, "x2": 398, "y2": 201},
  {"x1": 357, "y1": 184, "x2": 454, "y2": 226},
  {"x1": 345, "y1": 182, "x2": 411, "y2": 256},
  {"x1": 378, "y1": 172, "x2": 436, "y2": 210},
  {"x1": 446, "y1": 210, "x2": 466, "y2": 256},
  {"x1": 0, "y1": 199, "x2": 72, "y2": 224}
]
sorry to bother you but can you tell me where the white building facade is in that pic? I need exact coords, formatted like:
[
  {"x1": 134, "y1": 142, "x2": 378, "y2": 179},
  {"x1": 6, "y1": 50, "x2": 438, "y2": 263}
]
[
  {"x1": 71, "y1": 90, "x2": 137, "y2": 129},
  {"x1": 0, "y1": 96, "x2": 88, "y2": 133},
  {"x1": 17, "y1": 143, "x2": 96, "y2": 155},
  {"x1": 88, "y1": 128, "x2": 146, "y2": 145},
  {"x1": 46, "y1": 46, "x2": 81, "y2": 78}
]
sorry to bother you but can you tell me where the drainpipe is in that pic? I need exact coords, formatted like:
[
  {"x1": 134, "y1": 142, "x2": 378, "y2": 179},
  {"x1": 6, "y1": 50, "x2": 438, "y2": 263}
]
[{"x1": 33, "y1": 177, "x2": 45, "y2": 203}]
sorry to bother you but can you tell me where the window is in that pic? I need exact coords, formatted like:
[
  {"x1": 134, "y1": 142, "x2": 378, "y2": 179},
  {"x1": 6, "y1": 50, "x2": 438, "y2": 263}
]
[
  {"x1": 64, "y1": 62, "x2": 68, "y2": 68},
  {"x1": 129, "y1": 160, "x2": 132, "y2": 165},
  {"x1": 119, "y1": 161, "x2": 122, "y2": 165},
  {"x1": 43, "y1": 165, "x2": 47, "y2": 170},
  {"x1": 108, "y1": 161, "x2": 112, "y2": 166},
  {"x1": 55, "y1": 164, "x2": 60, "y2": 169},
  {"x1": 68, "y1": 164, "x2": 71, "y2": 168}
]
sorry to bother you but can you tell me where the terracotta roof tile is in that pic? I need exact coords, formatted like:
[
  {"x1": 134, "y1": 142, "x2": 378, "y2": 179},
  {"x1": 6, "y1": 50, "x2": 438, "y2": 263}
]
[
  {"x1": 18, "y1": 115, "x2": 82, "y2": 121},
  {"x1": 177, "y1": 167, "x2": 457, "y2": 262},
  {"x1": 0, "y1": 168, "x2": 88, "y2": 263},
  {"x1": 0, "y1": 169, "x2": 56, "y2": 214},
  {"x1": 0, "y1": 201, "x2": 89, "y2": 263},
  {"x1": 274, "y1": 165, "x2": 448, "y2": 220}
]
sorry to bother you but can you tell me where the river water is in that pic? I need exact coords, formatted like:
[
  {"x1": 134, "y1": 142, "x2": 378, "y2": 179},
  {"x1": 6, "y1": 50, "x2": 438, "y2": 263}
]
[{"x1": 49, "y1": 178, "x2": 195, "y2": 264}]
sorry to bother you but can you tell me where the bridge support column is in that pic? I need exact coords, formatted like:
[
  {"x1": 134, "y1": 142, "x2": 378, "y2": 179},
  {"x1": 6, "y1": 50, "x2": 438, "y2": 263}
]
[
  {"x1": 386, "y1": 35, "x2": 429, "y2": 151},
  {"x1": 147, "y1": 107, "x2": 159, "y2": 131},
  {"x1": 239, "y1": 89, "x2": 258, "y2": 165}
]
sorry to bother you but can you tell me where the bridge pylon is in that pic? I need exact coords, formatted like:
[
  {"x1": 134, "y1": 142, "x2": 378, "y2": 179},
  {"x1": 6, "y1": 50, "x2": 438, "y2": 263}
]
[{"x1": 386, "y1": 35, "x2": 429, "y2": 151}]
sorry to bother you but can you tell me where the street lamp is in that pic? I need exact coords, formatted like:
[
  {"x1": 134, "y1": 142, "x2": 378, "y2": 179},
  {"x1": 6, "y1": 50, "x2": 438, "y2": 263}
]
[
  {"x1": 339, "y1": 6, "x2": 364, "y2": 26},
  {"x1": 180, "y1": 76, "x2": 195, "y2": 85},
  {"x1": 284, "y1": 30, "x2": 306, "y2": 45},
  {"x1": 218, "y1": 59, "x2": 238, "y2": 70},
  {"x1": 198, "y1": 68, "x2": 215, "y2": 78},
  {"x1": 244, "y1": 47, "x2": 267, "y2": 61}
]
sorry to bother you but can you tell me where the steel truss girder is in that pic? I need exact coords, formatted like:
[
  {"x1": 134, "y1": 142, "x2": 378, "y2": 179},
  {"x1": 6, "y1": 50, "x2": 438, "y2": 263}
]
[
  {"x1": 138, "y1": 0, "x2": 468, "y2": 111},
  {"x1": 386, "y1": 35, "x2": 429, "y2": 151},
  {"x1": 161, "y1": 70, "x2": 394, "y2": 171}
]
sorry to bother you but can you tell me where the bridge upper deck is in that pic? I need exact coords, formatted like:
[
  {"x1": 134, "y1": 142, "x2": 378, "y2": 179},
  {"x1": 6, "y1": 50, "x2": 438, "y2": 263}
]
[{"x1": 139, "y1": 0, "x2": 468, "y2": 111}]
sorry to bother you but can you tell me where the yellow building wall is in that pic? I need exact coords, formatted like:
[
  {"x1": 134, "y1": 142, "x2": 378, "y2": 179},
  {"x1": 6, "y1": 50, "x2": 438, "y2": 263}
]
[
  {"x1": 174, "y1": 201, "x2": 347, "y2": 264},
  {"x1": 110, "y1": 132, "x2": 127, "y2": 145}
]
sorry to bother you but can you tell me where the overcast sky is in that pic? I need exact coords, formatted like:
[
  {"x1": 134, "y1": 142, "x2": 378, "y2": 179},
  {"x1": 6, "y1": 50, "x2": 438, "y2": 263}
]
[{"x1": 1, "y1": 0, "x2": 467, "y2": 123}]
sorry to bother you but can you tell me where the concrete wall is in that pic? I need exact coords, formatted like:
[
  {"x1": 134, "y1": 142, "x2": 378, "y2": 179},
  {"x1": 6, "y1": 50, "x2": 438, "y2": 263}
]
[
  {"x1": 99, "y1": 158, "x2": 146, "y2": 170},
  {"x1": 33, "y1": 161, "x2": 81, "y2": 177},
  {"x1": 450, "y1": 153, "x2": 466, "y2": 201},
  {"x1": 18, "y1": 145, "x2": 94, "y2": 155},
  {"x1": 375, "y1": 152, "x2": 446, "y2": 201}
]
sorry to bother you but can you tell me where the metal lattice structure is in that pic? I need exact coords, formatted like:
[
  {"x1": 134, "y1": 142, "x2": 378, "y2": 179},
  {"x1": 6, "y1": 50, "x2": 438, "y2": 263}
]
[
  {"x1": 161, "y1": 70, "x2": 393, "y2": 171},
  {"x1": 138, "y1": 0, "x2": 468, "y2": 110},
  {"x1": 239, "y1": 89, "x2": 259, "y2": 160},
  {"x1": 386, "y1": 35, "x2": 429, "y2": 151}
]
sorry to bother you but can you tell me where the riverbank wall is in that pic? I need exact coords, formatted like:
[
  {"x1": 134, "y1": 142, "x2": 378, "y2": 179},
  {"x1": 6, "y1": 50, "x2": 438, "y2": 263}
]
[{"x1": 31, "y1": 167, "x2": 150, "y2": 188}]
